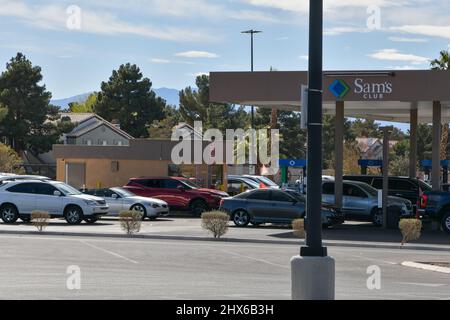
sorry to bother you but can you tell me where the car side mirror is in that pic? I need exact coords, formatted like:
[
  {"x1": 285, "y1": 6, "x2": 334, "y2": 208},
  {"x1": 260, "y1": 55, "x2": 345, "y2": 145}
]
[
  {"x1": 177, "y1": 185, "x2": 185, "y2": 192},
  {"x1": 111, "y1": 194, "x2": 118, "y2": 199},
  {"x1": 54, "y1": 190, "x2": 62, "y2": 197}
]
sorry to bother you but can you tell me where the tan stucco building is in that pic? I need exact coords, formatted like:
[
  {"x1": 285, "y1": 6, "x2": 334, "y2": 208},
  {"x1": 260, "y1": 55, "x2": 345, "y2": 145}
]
[{"x1": 53, "y1": 139, "x2": 215, "y2": 189}]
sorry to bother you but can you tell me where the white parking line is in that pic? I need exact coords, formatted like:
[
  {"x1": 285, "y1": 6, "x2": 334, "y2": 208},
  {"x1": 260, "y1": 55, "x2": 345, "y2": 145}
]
[
  {"x1": 79, "y1": 240, "x2": 139, "y2": 264},
  {"x1": 221, "y1": 249, "x2": 289, "y2": 269}
]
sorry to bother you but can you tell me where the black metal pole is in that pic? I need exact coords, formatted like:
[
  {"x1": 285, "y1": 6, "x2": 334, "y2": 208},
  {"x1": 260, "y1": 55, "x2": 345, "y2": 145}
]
[
  {"x1": 251, "y1": 32, "x2": 254, "y2": 129},
  {"x1": 301, "y1": 0, "x2": 327, "y2": 257}
]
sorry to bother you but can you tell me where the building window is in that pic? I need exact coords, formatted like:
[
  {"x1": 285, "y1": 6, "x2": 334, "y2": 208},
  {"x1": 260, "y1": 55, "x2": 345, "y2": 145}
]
[{"x1": 111, "y1": 161, "x2": 119, "y2": 172}]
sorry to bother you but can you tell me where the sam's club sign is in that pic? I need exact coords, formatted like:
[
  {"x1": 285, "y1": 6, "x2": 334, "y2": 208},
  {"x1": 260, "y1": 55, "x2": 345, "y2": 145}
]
[{"x1": 329, "y1": 78, "x2": 393, "y2": 100}]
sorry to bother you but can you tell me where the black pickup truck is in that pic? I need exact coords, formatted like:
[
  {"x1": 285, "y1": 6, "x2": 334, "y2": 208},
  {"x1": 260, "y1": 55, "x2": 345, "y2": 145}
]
[{"x1": 418, "y1": 192, "x2": 450, "y2": 234}]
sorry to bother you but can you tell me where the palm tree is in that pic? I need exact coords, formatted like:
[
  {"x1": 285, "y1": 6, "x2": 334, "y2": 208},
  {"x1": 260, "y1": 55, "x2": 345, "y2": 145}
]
[{"x1": 431, "y1": 51, "x2": 450, "y2": 161}]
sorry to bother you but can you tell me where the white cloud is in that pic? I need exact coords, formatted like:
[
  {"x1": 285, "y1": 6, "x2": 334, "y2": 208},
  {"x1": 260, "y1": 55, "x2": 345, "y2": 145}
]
[
  {"x1": 0, "y1": 0, "x2": 216, "y2": 42},
  {"x1": 386, "y1": 65, "x2": 420, "y2": 70},
  {"x1": 175, "y1": 51, "x2": 219, "y2": 58},
  {"x1": 324, "y1": 27, "x2": 370, "y2": 36},
  {"x1": 151, "y1": 58, "x2": 171, "y2": 64},
  {"x1": 368, "y1": 49, "x2": 430, "y2": 64},
  {"x1": 390, "y1": 25, "x2": 450, "y2": 39},
  {"x1": 388, "y1": 36, "x2": 428, "y2": 43},
  {"x1": 243, "y1": 0, "x2": 401, "y2": 13},
  {"x1": 187, "y1": 72, "x2": 209, "y2": 78}
]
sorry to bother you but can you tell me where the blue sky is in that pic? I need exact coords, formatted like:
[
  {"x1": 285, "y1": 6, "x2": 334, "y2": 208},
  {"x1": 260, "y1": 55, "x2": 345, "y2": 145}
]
[{"x1": 0, "y1": 0, "x2": 449, "y2": 104}]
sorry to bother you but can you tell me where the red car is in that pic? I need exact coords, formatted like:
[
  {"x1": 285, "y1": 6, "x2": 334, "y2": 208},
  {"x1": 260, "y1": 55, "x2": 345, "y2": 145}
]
[{"x1": 123, "y1": 177, "x2": 229, "y2": 215}]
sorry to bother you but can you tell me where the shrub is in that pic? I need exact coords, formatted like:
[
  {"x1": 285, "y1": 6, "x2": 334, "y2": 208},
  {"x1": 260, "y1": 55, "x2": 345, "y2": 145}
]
[
  {"x1": 201, "y1": 211, "x2": 229, "y2": 239},
  {"x1": 292, "y1": 219, "x2": 305, "y2": 238},
  {"x1": 119, "y1": 210, "x2": 143, "y2": 236},
  {"x1": 399, "y1": 218, "x2": 422, "y2": 245},
  {"x1": 31, "y1": 211, "x2": 50, "y2": 232}
]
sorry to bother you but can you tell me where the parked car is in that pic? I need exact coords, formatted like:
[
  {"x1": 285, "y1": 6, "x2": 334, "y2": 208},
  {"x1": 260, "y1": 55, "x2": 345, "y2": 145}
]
[
  {"x1": 0, "y1": 174, "x2": 51, "y2": 182},
  {"x1": 234, "y1": 175, "x2": 280, "y2": 189},
  {"x1": 81, "y1": 187, "x2": 169, "y2": 220},
  {"x1": 219, "y1": 189, "x2": 344, "y2": 227},
  {"x1": 418, "y1": 191, "x2": 450, "y2": 234},
  {"x1": 344, "y1": 175, "x2": 431, "y2": 210},
  {"x1": 226, "y1": 176, "x2": 260, "y2": 196},
  {"x1": 124, "y1": 177, "x2": 229, "y2": 215},
  {"x1": 0, "y1": 180, "x2": 108, "y2": 225},
  {"x1": 322, "y1": 180, "x2": 414, "y2": 226}
]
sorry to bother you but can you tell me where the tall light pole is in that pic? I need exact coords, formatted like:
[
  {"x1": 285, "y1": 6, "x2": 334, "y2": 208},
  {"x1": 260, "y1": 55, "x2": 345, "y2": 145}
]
[
  {"x1": 291, "y1": 0, "x2": 335, "y2": 300},
  {"x1": 242, "y1": 29, "x2": 262, "y2": 175}
]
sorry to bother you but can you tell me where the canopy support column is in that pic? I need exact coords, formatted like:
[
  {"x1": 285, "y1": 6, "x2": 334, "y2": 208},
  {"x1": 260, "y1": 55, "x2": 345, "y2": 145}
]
[
  {"x1": 409, "y1": 105, "x2": 418, "y2": 179},
  {"x1": 334, "y1": 101, "x2": 344, "y2": 211},
  {"x1": 432, "y1": 101, "x2": 442, "y2": 191}
]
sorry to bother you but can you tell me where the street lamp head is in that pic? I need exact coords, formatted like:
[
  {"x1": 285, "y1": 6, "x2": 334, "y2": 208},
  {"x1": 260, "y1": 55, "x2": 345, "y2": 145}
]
[{"x1": 241, "y1": 30, "x2": 262, "y2": 34}]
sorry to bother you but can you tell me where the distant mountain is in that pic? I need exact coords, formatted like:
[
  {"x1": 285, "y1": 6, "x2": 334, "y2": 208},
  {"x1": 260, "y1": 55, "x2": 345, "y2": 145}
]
[
  {"x1": 50, "y1": 88, "x2": 180, "y2": 110},
  {"x1": 51, "y1": 93, "x2": 92, "y2": 109}
]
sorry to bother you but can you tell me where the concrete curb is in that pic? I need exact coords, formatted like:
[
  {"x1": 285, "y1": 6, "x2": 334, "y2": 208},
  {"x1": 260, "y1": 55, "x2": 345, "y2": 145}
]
[
  {"x1": 402, "y1": 261, "x2": 450, "y2": 274},
  {"x1": 0, "y1": 229, "x2": 449, "y2": 252}
]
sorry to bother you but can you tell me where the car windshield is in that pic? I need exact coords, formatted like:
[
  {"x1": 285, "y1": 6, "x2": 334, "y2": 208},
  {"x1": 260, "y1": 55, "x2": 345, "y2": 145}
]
[
  {"x1": 356, "y1": 182, "x2": 378, "y2": 197},
  {"x1": 418, "y1": 180, "x2": 432, "y2": 191},
  {"x1": 55, "y1": 183, "x2": 82, "y2": 195},
  {"x1": 257, "y1": 176, "x2": 278, "y2": 187},
  {"x1": 181, "y1": 179, "x2": 199, "y2": 189},
  {"x1": 111, "y1": 187, "x2": 135, "y2": 197},
  {"x1": 285, "y1": 190, "x2": 305, "y2": 202}
]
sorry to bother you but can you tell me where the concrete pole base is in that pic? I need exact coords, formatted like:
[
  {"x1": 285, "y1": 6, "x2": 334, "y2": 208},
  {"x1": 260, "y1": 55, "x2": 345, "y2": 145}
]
[{"x1": 291, "y1": 255, "x2": 335, "y2": 300}]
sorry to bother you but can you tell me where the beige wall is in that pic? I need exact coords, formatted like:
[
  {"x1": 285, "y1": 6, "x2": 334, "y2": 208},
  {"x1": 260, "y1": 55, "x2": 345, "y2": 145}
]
[
  {"x1": 57, "y1": 158, "x2": 171, "y2": 188},
  {"x1": 56, "y1": 158, "x2": 213, "y2": 189}
]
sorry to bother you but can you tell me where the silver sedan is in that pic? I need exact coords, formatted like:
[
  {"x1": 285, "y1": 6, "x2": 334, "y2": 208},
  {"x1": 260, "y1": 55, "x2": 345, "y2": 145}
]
[{"x1": 82, "y1": 187, "x2": 169, "y2": 220}]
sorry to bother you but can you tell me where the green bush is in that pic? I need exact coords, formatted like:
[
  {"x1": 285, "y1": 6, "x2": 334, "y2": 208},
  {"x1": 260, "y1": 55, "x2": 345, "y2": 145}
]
[
  {"x1": 119, "y1": 211, "x2": 144, "y2": 236},
  {"x1": 292, "y1": 219, "x2": 305, "y2": 238},
  {"x1": 399, "y1": 219, "x2": 422, "y2": 245},
  {"x1": 31, "y1": 211, "x2": 50, "y2": 232},
  {"x1": 201, "y1": 211, "x2": 229, "y2": 239}
]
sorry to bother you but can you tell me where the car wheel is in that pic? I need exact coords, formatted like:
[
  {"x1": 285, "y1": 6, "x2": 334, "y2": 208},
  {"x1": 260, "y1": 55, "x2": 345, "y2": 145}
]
[
  {"x1": 64, "y1": 206, "x2": 84, "y2": 225},
  {"x1": 371, "y1": 208, "x2": 383, "y2": 227},
  {"x1": 232, "y1": 210, "x2": 250, "y2": 227},
  {"x1": 1, "y1": 204, "x2": 19, "y2": 224},
  {"x1": 84, "y1": 217, "x2": 99, "y2": 224},
  {"x1": 190, "y1": 199, "x2": 208, "y2": 216},
  {"x1": 442, "y1": 212, "x2": 450, "y2": 234},
  {"x1": 21, "y1": 216, "x2": 31, "y2": 223},
  {"x1": 131, "y1": 204, "x2": 147, "y2": 220}
]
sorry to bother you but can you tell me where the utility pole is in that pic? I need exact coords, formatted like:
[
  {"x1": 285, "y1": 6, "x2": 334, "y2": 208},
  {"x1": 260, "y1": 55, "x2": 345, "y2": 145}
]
[
  {"x1": 291, "y1": 0, "x2": 335, "y2": 300},
  {"x1": 242, "y1": 29, "x2": 262, "y2": 175}
]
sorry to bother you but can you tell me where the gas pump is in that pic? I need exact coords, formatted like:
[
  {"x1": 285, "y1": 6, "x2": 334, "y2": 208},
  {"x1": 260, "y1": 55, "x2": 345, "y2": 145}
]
[
  {"x1": 279, "y1": 159, "x2": 307, "y2": 193},
  {"x1": 420, "y1": 160, "x2": 449, "y2": 185}
]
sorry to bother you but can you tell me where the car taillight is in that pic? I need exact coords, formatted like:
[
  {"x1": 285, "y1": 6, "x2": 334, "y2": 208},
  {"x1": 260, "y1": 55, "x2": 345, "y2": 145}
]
[
  {"x1": 419, "y1": 194, "x2": 428, "y2": 209},
  {"x1": 219, "y1": 199, "x2": 224, "y2": 207}
]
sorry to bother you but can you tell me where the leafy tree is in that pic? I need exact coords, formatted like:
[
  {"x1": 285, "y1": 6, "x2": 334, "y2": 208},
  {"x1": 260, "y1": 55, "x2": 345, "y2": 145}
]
[
  {"x1": 343, "y1": 141, "x2": 361, "y2": 174},
  {"x1": 393, "y1": 139, "x2": 409, "y2": 157},
  {"x1": 351, "y1": 118, "x2": 381, "y2": 138},
  {"x1": 0, "y1": 53, "x2": 70, "y2": 154},
  {"x1": 0, "y1": 143, "x2": 23, "y2": 173},
  {"x1": 431, "y1": 51, "x2": 450, "y2": 161},
  {"x1": 148, "y1": 106, "x2": 183, "y2": 139},
  {"x1": 390, "y1": 154, "x2": 410, "y2": 176},
  {"x1": 417, "y1": 124, "x2": 432, "y2": 161},
  {"x1": 94, "y1": 63, "x2": 165, "y2": 138},
  {"x1": 322, "y1": 115, "x2": 356, "y2": 169},
  {"x1": 179, "y1": 75, "x2": 249, "y2": 132},
  {"x1": 69, "y1": 93, "x2": 98, "y2": 113}
]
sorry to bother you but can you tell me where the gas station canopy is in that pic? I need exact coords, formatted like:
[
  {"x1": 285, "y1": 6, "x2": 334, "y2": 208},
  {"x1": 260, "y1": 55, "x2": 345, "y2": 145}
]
[{"x1": 209, "y1": 70, "x2": 450, "y2": 123}]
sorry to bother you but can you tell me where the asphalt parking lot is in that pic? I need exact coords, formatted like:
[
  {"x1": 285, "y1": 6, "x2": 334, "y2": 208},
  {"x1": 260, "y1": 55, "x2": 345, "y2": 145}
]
[{"x1": 0, "y1": 233, "x2": 448, "y2": 300}]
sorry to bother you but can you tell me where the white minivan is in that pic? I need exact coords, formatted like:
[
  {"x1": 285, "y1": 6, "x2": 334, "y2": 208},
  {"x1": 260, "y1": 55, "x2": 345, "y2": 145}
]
[{"x1": 0, "y1": 180, "x2": 109, "y2": 225}]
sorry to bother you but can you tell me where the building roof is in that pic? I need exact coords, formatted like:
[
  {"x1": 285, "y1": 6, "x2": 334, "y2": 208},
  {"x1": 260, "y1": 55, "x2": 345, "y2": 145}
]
[{"x1": 65, "y1": 114, "x2": 134, "y2": 140}]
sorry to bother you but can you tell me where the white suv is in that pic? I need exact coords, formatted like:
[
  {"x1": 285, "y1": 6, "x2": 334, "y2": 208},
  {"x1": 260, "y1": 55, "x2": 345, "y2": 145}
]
[{"x1": 0, "y1": 180, "x2": 109, "y2": 225}]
